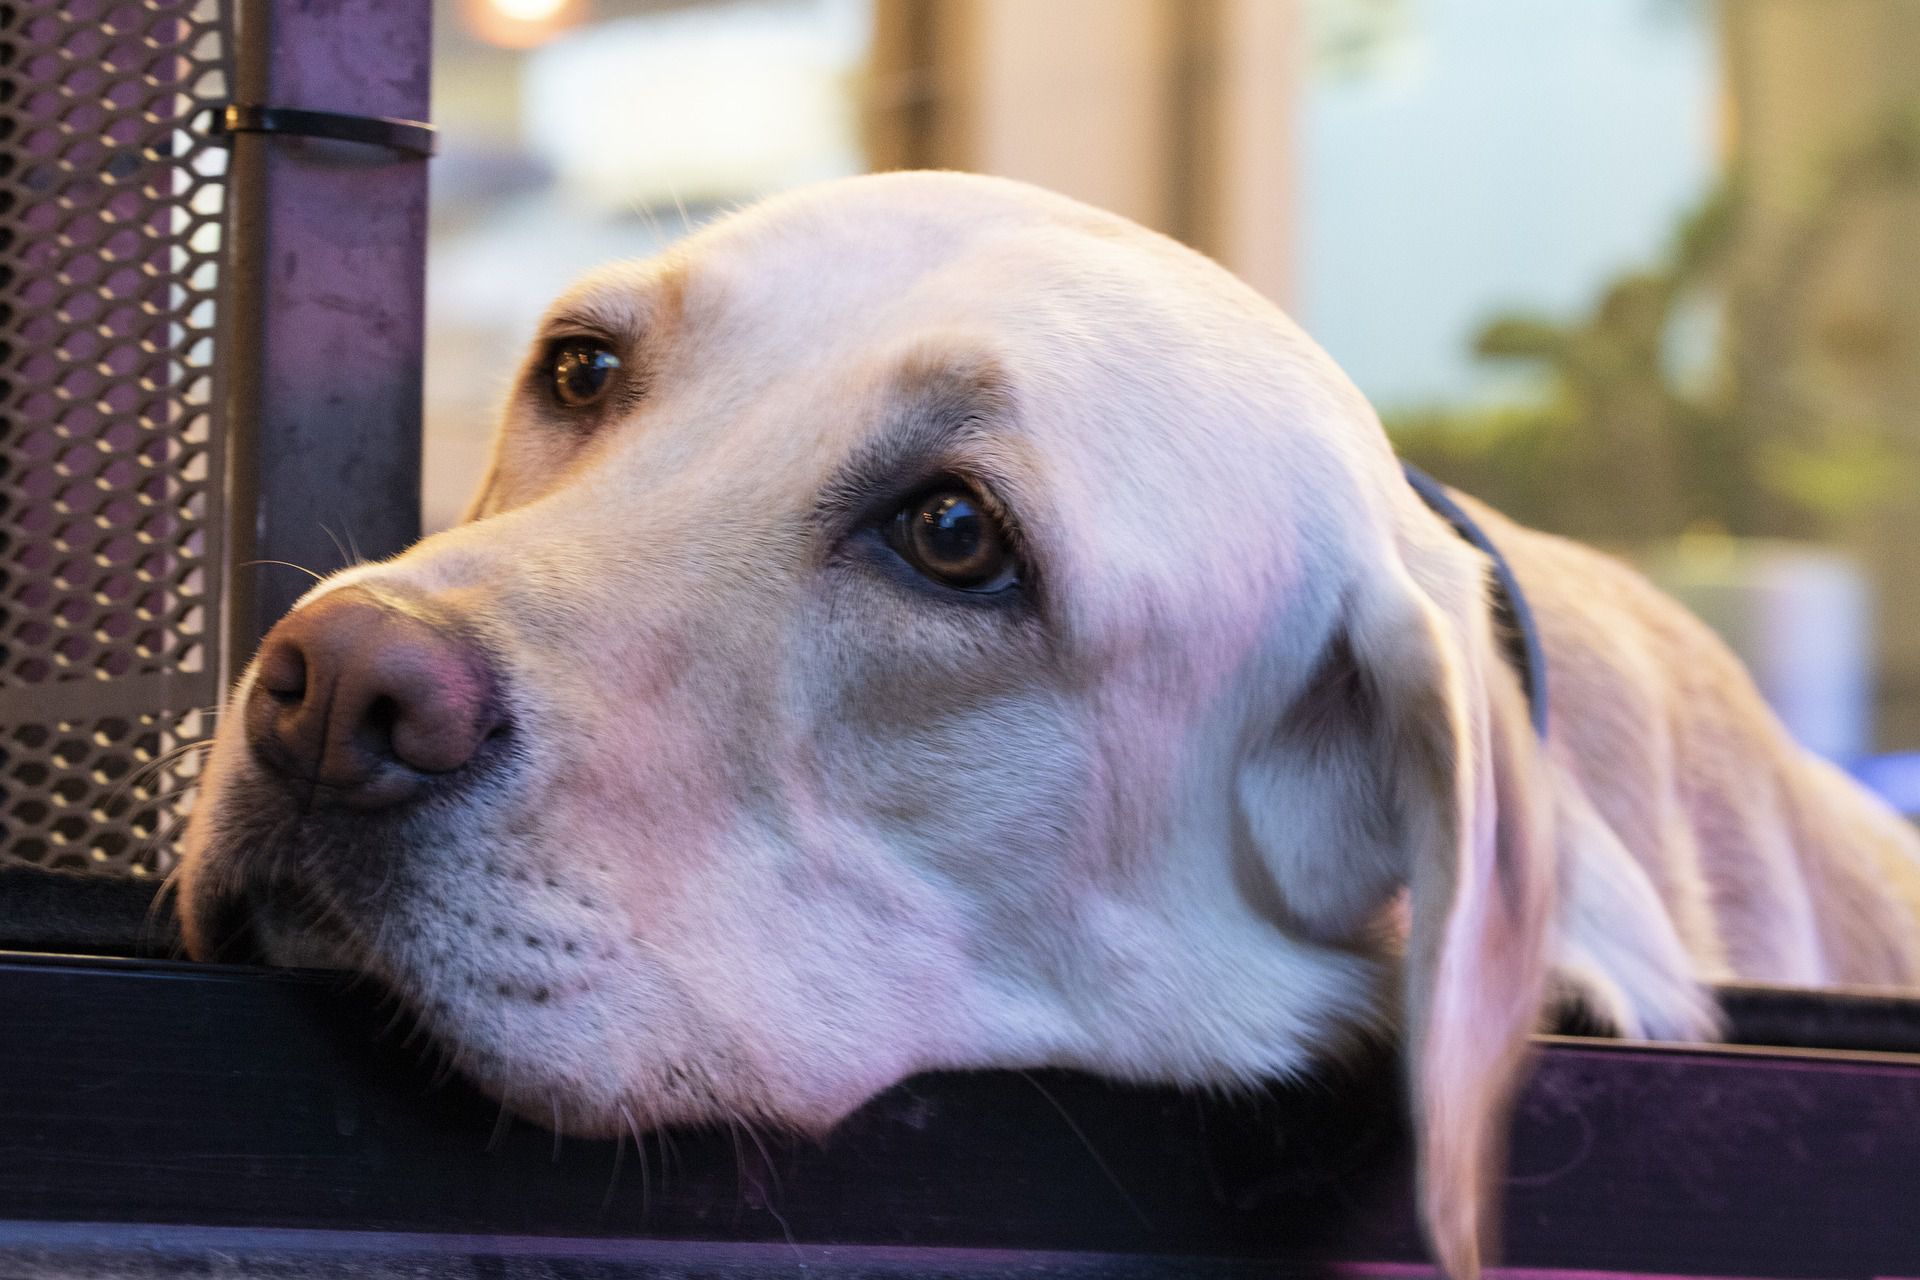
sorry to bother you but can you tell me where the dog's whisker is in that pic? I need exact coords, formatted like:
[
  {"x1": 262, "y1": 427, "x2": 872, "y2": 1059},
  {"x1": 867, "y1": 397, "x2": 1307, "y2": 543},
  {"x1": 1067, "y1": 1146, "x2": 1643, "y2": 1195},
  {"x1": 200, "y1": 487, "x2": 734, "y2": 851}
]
[
  {"x1": 100, "y1": 738, "x2": 211, "y2": 834},
  {"x1": 396, "y1": 1013, "x2": 436, "y2": 1054},
  {"x1": 664, "y1": 178, "x2": 691, "y2": 238},
  {"x1": 239, "y1": 558, "x2": 325, "y2": 583},
  {"x1": 631, "y1": 196, "x2": 669, "y2": 248},
  {"x1": 486, "y1": 1100, "x2": 515, "y2": 1154},
  {"x1": 120, "y1": 733, "x2": 213, "y2": 789},
  {"x1": 424, "y1": 1039, "x2": 461, "y2": 1093},
  {"x1": 317, "y1": 522, "x2": 359, "y2": 571},
  {"x1": 599, "y1": 1119, "x2": 628, "y2": 1213},
  {"x1": 734, "y1": 1107, "x2": 800, "y2": 1257},
  {"x1": 1016, "y1": 1071, "x2": 1153, "y2": 1230},
  {"x1": 654, "y1": 1123, "x2": 680, "y2": 1194},
  {"x1": 724, "y1": 1115, "x2": 749, "y2": 1224},
  {"x1": 730, "y1": 1106, "x2": 784, "y2": 1209},
  {"x1": 140, "y1": 862, "x2": 188, "y2": 954},
  {"x1": 767, "y1": 1203, "x2": 801, "y2": 1259},
  {"x1": 377, "y1": 995, "x2": 416, "y2": 1044},
  {"x1": 618, "y1": 1102, "x2": 651, "y2": 1220}
]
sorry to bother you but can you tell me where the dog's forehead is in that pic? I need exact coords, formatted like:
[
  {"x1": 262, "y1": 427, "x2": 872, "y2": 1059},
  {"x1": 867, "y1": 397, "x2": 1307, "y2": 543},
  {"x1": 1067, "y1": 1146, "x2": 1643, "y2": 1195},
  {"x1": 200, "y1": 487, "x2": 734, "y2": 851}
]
[
  {"x1": 696, "y1": 171, "x2": 1144, "y2": 293},
  {"x1": 545, "y1": 174, "x2": 1155, "y2": 354}
]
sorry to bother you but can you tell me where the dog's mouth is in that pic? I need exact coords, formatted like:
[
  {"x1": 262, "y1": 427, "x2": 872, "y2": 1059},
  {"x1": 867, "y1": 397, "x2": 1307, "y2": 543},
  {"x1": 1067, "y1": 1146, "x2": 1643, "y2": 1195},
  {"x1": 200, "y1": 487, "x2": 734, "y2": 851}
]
[
  {"x1": 180, "y1": 759, "x2": 808, "y2": 1144},
  {"x1": 193, "y1": 882, "x2": 704, "y2": 1139}
]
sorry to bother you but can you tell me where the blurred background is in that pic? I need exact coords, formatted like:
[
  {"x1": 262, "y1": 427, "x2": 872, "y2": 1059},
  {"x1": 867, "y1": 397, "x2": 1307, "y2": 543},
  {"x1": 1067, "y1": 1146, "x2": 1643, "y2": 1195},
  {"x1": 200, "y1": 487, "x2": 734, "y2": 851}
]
[{"x1": 427, "y1": 0, "x2": 1920, "y2": 775}]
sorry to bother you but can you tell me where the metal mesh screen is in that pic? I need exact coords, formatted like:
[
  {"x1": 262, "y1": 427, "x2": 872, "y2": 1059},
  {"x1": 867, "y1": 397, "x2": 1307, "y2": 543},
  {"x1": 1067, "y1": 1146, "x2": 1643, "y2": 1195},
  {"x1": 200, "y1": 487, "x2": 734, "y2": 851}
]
[{"x1": 0, "y1": 0, "x2": 233, "y2": 876}]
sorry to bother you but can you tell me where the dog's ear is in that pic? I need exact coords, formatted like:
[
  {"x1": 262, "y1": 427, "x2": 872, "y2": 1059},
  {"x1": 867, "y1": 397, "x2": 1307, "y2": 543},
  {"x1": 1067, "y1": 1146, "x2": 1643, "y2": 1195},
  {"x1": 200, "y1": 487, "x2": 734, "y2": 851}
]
[
  {"x1": 1238, "y1": 530, "x2": 1553, "y2": 1280},
  {"x1": 1371, "y1": 545, "x2": 1553, "y2": 1280}
]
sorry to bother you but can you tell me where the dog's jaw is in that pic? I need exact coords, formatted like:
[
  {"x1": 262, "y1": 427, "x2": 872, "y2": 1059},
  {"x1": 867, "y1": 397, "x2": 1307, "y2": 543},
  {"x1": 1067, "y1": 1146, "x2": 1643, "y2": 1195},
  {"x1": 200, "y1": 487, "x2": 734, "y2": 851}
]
[{"x1": 182, "y1": 676, "x2": 1391, "y2": 1140}]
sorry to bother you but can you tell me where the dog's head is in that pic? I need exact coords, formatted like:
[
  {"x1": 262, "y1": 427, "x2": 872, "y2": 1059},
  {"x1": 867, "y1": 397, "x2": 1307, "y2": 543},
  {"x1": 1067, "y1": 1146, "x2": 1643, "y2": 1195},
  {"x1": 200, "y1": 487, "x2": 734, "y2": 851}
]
[{"x1": 180, "y1": 172, "x2": 1551, "y2": 1277}]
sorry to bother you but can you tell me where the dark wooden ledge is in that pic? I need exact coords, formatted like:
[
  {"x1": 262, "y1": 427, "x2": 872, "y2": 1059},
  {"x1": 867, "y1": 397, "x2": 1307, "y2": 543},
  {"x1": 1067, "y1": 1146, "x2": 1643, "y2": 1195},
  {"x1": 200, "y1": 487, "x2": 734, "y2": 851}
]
[{"x1": 1, "y1": 950, "x2": 1917, "y2": 1278}]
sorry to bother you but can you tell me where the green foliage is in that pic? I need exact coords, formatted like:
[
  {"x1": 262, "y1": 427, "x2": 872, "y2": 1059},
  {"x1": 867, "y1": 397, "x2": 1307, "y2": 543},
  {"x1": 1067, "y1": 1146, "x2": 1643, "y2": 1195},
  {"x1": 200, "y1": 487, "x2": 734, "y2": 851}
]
[{"x1": 1388, "y1": 107, "x2": 1920, "y2": 544}]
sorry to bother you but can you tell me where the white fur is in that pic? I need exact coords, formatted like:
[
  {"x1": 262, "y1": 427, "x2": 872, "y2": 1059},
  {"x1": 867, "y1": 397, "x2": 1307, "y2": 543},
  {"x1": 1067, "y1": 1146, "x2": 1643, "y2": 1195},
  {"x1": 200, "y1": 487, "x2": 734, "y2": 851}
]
[{"x1": 179, "y1": 172, "x2": 1920, "y2": 1279}]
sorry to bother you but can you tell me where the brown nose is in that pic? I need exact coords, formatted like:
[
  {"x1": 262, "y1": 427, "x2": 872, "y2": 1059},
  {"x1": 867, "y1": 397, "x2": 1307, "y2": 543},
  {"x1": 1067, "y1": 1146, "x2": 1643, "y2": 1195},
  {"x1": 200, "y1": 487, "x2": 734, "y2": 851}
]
[{"x1": 244, "y1": 585, "x2": 504, "y2": 809}]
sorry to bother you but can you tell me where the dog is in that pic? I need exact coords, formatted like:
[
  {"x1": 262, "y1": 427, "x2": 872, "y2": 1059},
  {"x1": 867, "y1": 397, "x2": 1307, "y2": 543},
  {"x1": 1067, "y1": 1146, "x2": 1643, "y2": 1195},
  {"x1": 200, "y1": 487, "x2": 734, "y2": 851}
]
[{"x1": 178, "y1": 171, "x2": 1920, "y2": 1278}]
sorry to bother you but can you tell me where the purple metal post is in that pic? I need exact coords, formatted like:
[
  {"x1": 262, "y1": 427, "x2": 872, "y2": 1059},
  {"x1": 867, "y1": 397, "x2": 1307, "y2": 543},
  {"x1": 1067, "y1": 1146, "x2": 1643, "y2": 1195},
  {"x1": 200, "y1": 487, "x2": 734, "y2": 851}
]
[{"x1": 221, "y1": 0, "x2": 431, "y2": 671}]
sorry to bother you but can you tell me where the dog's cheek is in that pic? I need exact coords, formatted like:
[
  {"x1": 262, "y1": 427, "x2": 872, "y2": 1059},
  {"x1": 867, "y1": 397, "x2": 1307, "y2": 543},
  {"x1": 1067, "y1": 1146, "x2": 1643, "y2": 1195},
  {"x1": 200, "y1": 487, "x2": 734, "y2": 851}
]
[
  {"x1": 816, "y1": 677, "x2": 1090, "y2": 859},
  {"x1": 792, "y1": 688, "x2": 1115, "y2": 1062}
]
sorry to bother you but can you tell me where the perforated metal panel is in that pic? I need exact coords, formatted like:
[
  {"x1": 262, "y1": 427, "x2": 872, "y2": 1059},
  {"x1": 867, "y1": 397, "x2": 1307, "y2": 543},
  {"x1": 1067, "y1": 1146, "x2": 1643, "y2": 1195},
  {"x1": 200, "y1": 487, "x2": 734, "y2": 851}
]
[{"x1": 1, "y1": 0, "x2": 234, "y2": 875}]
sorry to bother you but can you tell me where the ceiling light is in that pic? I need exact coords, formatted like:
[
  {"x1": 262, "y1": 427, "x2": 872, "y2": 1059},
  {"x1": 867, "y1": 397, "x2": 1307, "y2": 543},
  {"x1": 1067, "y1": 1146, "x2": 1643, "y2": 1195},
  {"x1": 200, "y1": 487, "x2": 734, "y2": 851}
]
[
  {"x1": 462, "y1": 0, "x2": 583, "y2": 49},
  {"x1": 490, "y1": 0, "x2": 568, "y2": 22}
]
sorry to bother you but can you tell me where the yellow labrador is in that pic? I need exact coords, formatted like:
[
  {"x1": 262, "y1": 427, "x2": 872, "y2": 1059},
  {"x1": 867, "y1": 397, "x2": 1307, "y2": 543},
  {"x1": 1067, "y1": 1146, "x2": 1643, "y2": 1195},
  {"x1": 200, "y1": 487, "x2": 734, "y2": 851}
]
[{"x1": 178, "y1": 172, "x2": 1920, "y2": 1278}]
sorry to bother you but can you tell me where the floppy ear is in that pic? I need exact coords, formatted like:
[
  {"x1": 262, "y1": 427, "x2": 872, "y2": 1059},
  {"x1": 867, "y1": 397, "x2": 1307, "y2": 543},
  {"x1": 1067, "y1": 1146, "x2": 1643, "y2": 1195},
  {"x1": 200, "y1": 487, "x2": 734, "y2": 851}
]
[
  {"x1": 1238, "y1": 528, "x2": 1553, "y2": 1280},
  {"x1": 1368, "y1": 544, "x2": 1553, "y2": 1280}
]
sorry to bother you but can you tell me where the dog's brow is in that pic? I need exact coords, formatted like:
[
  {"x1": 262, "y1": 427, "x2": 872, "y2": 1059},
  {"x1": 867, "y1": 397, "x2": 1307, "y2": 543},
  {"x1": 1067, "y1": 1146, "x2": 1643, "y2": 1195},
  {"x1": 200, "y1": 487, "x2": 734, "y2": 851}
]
[
  {"x1": 814, "y1": 358, "x2": 1022, "y2": 525},
  {"x1": 536, "y1": 266, "x2": 686, "y2": 345},
  {"x1": 538, "y1": 298, "x2": 641, "y2": 342}
]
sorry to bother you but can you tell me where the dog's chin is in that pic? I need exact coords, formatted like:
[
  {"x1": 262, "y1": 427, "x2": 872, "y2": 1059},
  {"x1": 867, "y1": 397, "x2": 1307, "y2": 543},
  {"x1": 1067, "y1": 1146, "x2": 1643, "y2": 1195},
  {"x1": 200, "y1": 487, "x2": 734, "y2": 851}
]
[
  {"x1": 421, "y1": 1012, "x2": 841, "y2": 1144},
  {"x1": 244, "y1": 903, "x2": 366, "y2": 970},
  {"x1": 257, "y1": 930, "x2": 360, "y2": 971},
  {"x1": 245, "y1": 919, "x2": 843, "y2": 1143}
]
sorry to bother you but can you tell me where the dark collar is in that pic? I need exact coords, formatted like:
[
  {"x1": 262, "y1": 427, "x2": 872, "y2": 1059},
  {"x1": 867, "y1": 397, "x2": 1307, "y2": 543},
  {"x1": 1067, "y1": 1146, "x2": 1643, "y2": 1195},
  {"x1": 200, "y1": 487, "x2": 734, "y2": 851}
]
[{"x1": 1402, "y1": 463, "x2": 1549, "y2": 737}]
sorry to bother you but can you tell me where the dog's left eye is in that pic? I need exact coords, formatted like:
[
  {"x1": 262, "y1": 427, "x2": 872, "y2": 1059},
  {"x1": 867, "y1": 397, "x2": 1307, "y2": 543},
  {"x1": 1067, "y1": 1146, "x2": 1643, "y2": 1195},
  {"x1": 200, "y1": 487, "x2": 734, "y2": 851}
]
[
  {"x1": 886, "y1": 484, "x2": 1019, "y2": 593},
  {"x1": 549, "y1": 340, "x2": 622, "y2": 409}
]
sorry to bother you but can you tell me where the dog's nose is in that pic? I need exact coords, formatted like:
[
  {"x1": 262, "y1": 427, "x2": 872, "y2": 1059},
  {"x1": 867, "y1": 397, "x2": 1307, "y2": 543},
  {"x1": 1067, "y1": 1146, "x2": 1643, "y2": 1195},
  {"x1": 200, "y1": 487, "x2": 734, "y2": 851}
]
[{"x1": 244, "y1": 585, "x2": 504, "y2": 808}]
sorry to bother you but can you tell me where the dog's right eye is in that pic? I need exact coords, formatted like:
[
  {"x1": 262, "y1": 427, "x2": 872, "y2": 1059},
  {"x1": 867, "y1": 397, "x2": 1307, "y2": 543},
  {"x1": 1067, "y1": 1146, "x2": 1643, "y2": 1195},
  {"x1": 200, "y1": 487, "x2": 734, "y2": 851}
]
[
  {"x1": 884, "y1": 484, "x2": 1020, "y2": 593},
  {"x1": 548, "y1": 340, "x2": 622, "y2": 409}
]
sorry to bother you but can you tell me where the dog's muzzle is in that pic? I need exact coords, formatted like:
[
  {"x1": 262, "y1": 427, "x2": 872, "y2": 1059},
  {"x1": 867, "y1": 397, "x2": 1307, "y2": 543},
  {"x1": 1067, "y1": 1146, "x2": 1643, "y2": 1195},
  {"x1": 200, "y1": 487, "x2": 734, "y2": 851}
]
[{"x1": 191, "y1": 586, "x2": 515, "y2": 965}]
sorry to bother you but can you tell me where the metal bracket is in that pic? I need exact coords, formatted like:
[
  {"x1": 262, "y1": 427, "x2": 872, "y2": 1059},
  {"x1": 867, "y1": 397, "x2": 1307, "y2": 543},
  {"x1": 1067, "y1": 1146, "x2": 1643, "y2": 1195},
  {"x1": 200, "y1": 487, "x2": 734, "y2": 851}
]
[{"x1": 208, "y1": 103, "x2": 436, "y2": 158}]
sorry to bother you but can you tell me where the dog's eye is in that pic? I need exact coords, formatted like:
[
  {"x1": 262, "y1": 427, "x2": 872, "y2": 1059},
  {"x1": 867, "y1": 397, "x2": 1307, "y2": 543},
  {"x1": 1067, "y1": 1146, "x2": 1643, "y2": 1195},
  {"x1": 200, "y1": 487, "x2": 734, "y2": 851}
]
[
  {"x1": 887, "y1": 485, "x2": 1018, "y2": 592},
  {"x1": 549, "y1": 340, "x2": 621, "y2": 409}
]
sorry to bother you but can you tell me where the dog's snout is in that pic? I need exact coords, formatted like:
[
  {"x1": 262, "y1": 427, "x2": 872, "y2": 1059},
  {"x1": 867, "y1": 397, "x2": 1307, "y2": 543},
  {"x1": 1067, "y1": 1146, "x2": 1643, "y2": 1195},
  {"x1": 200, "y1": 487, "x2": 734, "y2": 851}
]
[{"x1": 244, "y1": 585, "x2": 504, "y2": 808}]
